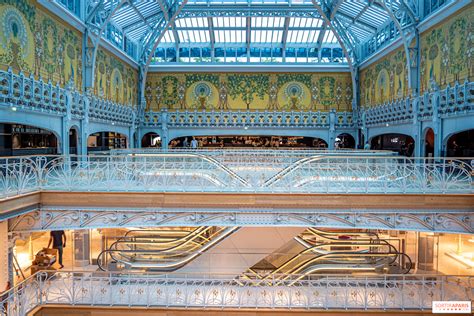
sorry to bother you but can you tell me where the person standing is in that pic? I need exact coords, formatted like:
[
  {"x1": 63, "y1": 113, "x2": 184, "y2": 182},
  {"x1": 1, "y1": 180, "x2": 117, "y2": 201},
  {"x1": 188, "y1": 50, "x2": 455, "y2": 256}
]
[
  {"x1": 183, "y1": 137, "x2": 189, "y2": 148},
  {"x1": 48, "y1": 230, "x2": 66, "y2": 269},
  {"x1": 191, "y1": 137, "x2": 198, "y2": 149}
]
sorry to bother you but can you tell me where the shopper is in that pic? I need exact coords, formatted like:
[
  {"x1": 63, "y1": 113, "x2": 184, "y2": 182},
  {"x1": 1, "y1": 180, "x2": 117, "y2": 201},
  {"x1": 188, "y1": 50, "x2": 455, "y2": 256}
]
[
  {"x1": 191, "y1": 137, "x2": 198, "y2": 149},
  {"x1": 47, "y1": 230, "x2": 66, "y2": 269},
  {"x1": 183, "y1": 137, "x2": 189, "y2": 148}
]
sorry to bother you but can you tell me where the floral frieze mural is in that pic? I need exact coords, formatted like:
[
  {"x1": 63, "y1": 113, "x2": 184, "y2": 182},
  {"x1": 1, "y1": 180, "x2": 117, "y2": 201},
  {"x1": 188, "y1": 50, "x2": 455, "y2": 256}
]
[
  {"x1": 145, "y1": 72, "x2": 353, "y2": 112},
  {"x1": 94, "y1": 48, "x2": 138, "y2": 106},
  {"x1": 420, "y1": 4, "x2": 473, "y2": 93},
  {"x1": 359, "y1": 48, "x2": 408, "y2": 108},
  {"x1": 0, "y1": 0, "x2": 82, "y2": 89}
]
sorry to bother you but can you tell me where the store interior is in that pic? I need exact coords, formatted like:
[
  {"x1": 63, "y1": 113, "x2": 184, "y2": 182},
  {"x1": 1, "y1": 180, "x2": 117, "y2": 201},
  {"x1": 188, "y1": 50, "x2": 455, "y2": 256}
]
[{"x1": 12, "y1": 228, "x2": 474, "y2": 285}]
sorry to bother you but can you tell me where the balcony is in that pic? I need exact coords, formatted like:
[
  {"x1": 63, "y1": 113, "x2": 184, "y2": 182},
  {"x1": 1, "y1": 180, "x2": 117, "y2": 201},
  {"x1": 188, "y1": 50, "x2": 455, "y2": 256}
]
[
  {"x1": 0, "y1": 68, "x2": 137, "y2": 127},
  {"x1": 362, "y1": 80, "x2": 474, "y2": 128},
  {"x1": 0, "y1": 152, "x2": 472, "y2": 200},
  {"x1": 2, "y1": 271, "x2": 473, "y2": 314}
]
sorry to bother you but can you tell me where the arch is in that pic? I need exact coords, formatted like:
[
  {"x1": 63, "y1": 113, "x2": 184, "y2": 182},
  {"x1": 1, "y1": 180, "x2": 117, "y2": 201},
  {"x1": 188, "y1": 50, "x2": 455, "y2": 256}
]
[
  {"x1": 422, "y1": 127, "x2": 435, "y2": 158},
  {"x1": 369, "y1": 133, "x2": 415, "y2": 157},
  {"x1": 168, "y1": 128, "x2": 330, "y2": 144},
  {"x1": 367, "y1": 124, "x2": 416, "y2": 141},
  {"x1": 0, "y1": 110, "x2": 62, "y2": 140},
  {"x1": 87, "y1": 131, "x2": 128, "y2": 153},
  {"x1": 335, "y1": 133, "x2": 356, "y2": 149},
  {"x1": 141, "y1": 132, "x2": 161, "y2": 148},
  {"x1": 0, "y1": 122, "x2": 59, "y2": 156},
  {"x1": 68, "y1": 126, "x2": 79, "y2": 155},
  {"x1": 168, "y1": 135, "x2": 328, "y2": 149},
  {"x1": 444, "y1": 129, "x2": 474, "y2": 158},
  {"x1": 87, "y1": 122, "x2": 131, "y2": 138}
]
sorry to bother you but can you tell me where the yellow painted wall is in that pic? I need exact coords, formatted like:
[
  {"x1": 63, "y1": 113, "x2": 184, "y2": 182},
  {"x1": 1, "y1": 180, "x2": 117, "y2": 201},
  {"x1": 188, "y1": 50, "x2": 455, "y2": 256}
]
[
  {"x1": 359, "y1": 47, "x2": 408, "y2": 107},
  {"x1": 94, "y1": 48, "x2": 138, "y2": 106},
  {"x1": 419, "y1": 4, "x2": 474, "y2": 93},
  {"x1": 0, "y1": 0, "x2": 82, "y2": 89},
  {"x1": 145, "y1": 72, "x2": 353, "y2": 112}
]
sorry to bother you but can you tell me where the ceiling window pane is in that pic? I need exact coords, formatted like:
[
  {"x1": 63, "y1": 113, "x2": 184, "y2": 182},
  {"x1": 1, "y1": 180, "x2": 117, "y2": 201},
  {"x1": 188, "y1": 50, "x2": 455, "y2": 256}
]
[
  {"x1": 161, "y1": 30, "x2": 175, "y2": 43},
  {"x1": 215, "y1": 30, "x2": 226, "y2": 42},
  {"x1": 176, "y1": 17, "x2": 208, "y2": 28}
]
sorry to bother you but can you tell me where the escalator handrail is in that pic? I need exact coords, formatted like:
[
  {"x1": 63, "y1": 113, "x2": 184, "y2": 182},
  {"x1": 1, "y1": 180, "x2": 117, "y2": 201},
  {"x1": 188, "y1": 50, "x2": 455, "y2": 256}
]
[{"x1": 97, "y1": 227, "x2": 238, "y2": 271}]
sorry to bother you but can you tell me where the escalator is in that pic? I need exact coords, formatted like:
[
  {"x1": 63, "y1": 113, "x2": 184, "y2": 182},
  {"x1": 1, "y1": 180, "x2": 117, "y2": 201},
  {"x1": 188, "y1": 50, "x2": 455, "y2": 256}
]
[
  {"x1": 97, "y1": 226, "x2": 238, "y2": 271},
  {"x1": 238, "y1": 228, "x2": 412, "y2": 284},
  {"x1": 263, "y1": 156, "x2": 402, "y2": 189}
]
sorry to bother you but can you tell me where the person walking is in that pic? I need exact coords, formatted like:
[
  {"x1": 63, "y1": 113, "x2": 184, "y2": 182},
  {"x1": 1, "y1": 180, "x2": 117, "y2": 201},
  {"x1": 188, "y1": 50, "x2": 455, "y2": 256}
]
[{"x1": 48, "y1": 230, "x2": 66, "y2": 269}]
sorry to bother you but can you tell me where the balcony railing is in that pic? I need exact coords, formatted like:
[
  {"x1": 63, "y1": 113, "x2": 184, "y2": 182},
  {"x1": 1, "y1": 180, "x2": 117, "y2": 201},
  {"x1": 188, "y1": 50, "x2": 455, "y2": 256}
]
[
  {"x1": 0, "y1": 68, "x2": 137, "y2": 126},
  {"x1": 144, "y1": 109, "x2": 354, "y2": 129},
  {"x1": 1, "y1": 271, "x2": 472, "y2": 315},
  {"x1": 363, "y1": 80, "x2": 474, "y2": 127},
  {"x1": 0, "y1": 153, "x2": 472, "y2": 199}
]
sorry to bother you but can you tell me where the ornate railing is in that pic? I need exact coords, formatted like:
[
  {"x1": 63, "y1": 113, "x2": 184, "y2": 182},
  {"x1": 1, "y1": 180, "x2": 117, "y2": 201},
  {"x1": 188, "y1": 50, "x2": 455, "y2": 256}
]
[
  {"x1": 0, "y1": 68, "x2": 137, "y2": 126},
  {"x1": 0, "y1": 153, "x2": 472, "y2": 199},
  {"x1": 144, "y1": 109, "x2": 354, "y2": 129},
  {"x1": 363, "y1": 80, "x2": 474, "y2": 127},
  {"x1": 1, "y1": 271, "x2": 473, "y2": 315}
]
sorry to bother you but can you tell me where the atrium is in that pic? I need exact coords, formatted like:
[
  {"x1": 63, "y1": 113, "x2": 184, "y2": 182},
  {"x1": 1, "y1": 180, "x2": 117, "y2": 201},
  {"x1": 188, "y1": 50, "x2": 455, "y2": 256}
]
[{"x1": 0, "y1": 0, "x2": 473, "y2": 315}]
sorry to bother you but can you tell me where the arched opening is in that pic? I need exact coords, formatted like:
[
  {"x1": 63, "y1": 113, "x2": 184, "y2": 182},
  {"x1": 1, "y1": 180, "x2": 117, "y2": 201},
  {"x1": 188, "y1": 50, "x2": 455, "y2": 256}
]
[
  {"x1": 141, "y1": 132, "x2": 161, "y2": 148},
  {"x1": 0, "y1": 123, "x2": 58, "y2": 156},
  {"x1": 335, "y1": 133, "x2": 355, "y2": 149},
  {"x1": 69, "y1": 127, "x2": 78, "y2": 155},
  {"x1": 358, "y1": 130, "x2": 366, "y2": 149},
  {"x1": 370, "y1": 133, "x2": 415, "y2": 157},
  {"x1": 424, "y1": 128, "x2": 435, "y2": 157},
  {"x1": 168, "y1": 135, "x2": 328, "y2": 149},
  {"x1": 87, "y1": 131, "x2": 128, "y2": 153},
  {"x1": 446, "y1": 129, "x2": 474, "y2": 157}
]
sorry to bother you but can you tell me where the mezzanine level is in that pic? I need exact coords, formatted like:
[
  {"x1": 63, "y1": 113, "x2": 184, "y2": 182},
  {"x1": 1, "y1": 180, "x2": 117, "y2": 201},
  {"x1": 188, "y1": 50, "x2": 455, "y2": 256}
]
[
  {"x1": 1, "y1": 151, "x2": 473, "y2": 234},
  {"x1": 1, "y1": 152, "x2": 472, "y2": 199},
  {"x1": 2, "y1": 271, "x2": 473, "y2": 315}
]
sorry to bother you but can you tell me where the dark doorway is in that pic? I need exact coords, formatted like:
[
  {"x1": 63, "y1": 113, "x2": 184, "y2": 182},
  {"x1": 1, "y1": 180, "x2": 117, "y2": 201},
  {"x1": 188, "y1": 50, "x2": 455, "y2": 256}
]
[
  {"x1": 446, "y1": 129, "x2": 474, "y2": 157},
  {"x1": 424, "y1": 128, "x2": 434, "y2": 157},
  {"x1": 0, "y1": 123, "x2": 58, "y2": 156},
  {"x1": 370, "y1": 133, "x2": 415, "y2": 157}
]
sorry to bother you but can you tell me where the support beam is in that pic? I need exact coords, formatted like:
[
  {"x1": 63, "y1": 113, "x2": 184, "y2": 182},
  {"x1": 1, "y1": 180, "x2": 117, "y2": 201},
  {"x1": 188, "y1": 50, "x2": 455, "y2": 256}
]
[
  {"x1": 0, "y1": 221, "x2": 10, "y2": 290},
  {"x1": 246, "y1": 17, "x2": 251, "y2": 62},
  {"x1": 84, "y1": 0, "x2": 129, "y2": 93},
  {"x1": 208, "y1": 17, "x2": 216, "y2": 61},
  {"x1": 9, "y1": 207, "x2": 474, "y2": 234},
  {"x1": 281, "y1": 17, "x2": 290, "y2": 60},
  {"x1": 311, "y1": 0, "x2": 358, "y2": 110},
  {"x1": 156, "y1": 0, "x2": 181, "y2": 45},
  {"x1": 129, "y1": 0, "x2": 155, "y2": 32},
  {"x1": 378, "y1": 0, "x2": 419, "y2": 95},
  {"x1": 315, "y1": 22, "x2": 327, "y2": 62},
  {"x1": 139, "y1": 0, "x2": 188, "y2": 104}
]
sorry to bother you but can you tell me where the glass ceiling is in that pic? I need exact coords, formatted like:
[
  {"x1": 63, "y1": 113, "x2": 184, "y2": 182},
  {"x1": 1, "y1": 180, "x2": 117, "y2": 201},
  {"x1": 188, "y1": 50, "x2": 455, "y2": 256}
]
[{"x1": 79, "y1": 0, "x2": 416, "y2": 64}]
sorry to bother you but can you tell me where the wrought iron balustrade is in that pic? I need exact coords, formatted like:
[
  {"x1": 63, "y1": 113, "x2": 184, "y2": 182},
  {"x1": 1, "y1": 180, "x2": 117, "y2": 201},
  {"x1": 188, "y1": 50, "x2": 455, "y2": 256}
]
[
  {"x1": 144, "y1": 109, "x2": 354, "y2": 129},
  {"x1": 0, "y1": 68, "x2": 137, "y2": 126},
  {"x1": 1, "y1": 271, "x2": 472, "y2": 315},
  {"x1": 362, "y1": 80, "x2": 474, "y2": 127},
  {"x1": 0, "y1": 153, "x2": 472, "y2": 199}
]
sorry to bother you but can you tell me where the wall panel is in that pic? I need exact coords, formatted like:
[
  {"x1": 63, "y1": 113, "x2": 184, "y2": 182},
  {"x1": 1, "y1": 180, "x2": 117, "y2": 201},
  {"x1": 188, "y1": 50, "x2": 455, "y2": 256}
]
[
  {"x1": 419, "y1": 4, "x2": 473, "y2": 93},
  {"x1": 359, "y1": 48, "x2": 408, "y2": 107},
  {"x1": 0, "y1": 0, "x2": 82, "y2": 89},
  {"x1": 94, "y1": 47, "x2": 138, "y2": 106},
  {"x1": 145, "y1": 72, "x2": 352, "y2": 112}
]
